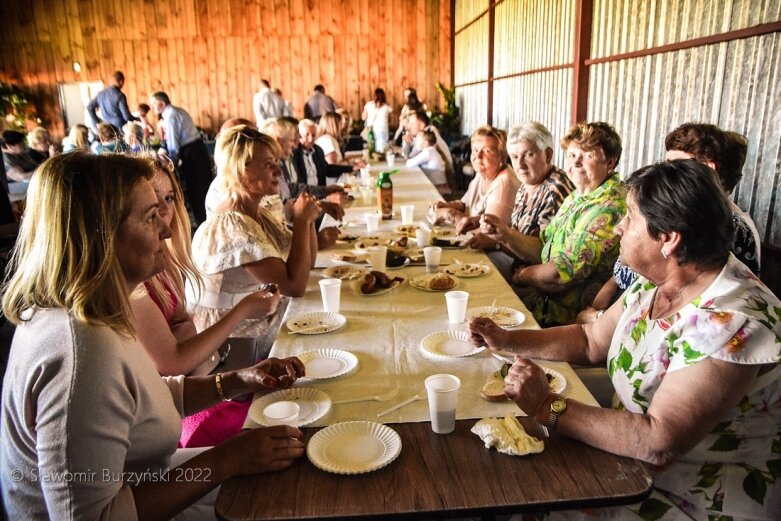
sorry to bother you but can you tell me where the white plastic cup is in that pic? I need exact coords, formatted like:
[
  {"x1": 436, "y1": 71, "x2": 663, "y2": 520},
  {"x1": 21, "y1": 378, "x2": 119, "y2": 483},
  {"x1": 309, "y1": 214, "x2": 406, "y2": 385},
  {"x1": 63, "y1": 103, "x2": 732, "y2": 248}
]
[
  {"x1": 263, "y1": 401, "x2": 300, "y2": 427},
  {"x1": 319, "y1": 278, "x2": 342, "y2": 313},
  {"x1": 445, "y1": 290, "x2": 469, "y2": 324},
  {"x1": 386, "y1": 152, "x2": 396, "y2": 168},
  {"x1": 425, "y1": 374, "x2": 461, "y2": 434},
  {"x1": 416, "y1": 226, "x2": 432, "y2": 247},
  {"x1": 367, "y1": 245, "x2": 388, "y2": 273},
  {"x1": 400, "y1": 205, "x2": 415, "y2": 225},
  {"x1": 365, "y1": 212, "x2": 380, "y2": 233},
  {"x1": 360, "y1": 186, "x2": 374, "y2": 205},
  {"x1": 360, "y1": 167, "x2": 372, "y2": 186},
  {"x1": 423, "y1": 246, "x2": 442, "y2": 274}
]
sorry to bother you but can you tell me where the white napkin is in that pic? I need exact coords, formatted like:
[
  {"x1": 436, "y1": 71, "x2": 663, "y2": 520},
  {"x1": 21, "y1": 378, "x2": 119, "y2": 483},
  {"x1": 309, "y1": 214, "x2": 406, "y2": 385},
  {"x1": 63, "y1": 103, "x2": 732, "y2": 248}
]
[
  {"x1": 471, "y1": 414, "x2": 544, "y2": 456},
  {"x1": 318, "y1": 211, "x2": 341, "y2": 232}
]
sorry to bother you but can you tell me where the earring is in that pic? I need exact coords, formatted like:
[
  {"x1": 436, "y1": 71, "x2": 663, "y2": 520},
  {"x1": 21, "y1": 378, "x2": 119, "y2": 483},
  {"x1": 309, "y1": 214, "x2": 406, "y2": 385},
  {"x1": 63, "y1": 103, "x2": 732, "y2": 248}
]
[{"x1": 661, "y1": 249, "x2": 668, "y2": 259}]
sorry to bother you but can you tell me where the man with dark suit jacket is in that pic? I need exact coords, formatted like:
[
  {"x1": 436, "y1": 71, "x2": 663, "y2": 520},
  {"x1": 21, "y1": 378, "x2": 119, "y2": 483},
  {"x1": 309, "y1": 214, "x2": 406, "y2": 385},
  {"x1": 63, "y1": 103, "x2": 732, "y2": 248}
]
[{"x1": 292, "y1": 119, "x2": 353, "y2": 196}]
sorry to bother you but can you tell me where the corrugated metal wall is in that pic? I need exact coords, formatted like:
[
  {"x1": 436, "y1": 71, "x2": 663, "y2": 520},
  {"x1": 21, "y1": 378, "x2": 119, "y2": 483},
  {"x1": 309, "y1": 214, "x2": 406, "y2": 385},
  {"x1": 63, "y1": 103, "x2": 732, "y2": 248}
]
[
  {"x1": 454, "y1": 15, "x2": 491, "y2": 85},
  {"x1": 454, "y1": 2, "x2": 490, "y2": 133},
  {"x1": 588, "y1": 0, "x2": 781, "y2": 245},
  {"x1": 491, "y1": 0, "x2": 576, "y2": 167},
  {"x1": 456, "y1": 84, "x2": 490, "y2": 133},
  {"x1": 454, "y1": 0, "x2": 781, "y2": 247},
  {"x1": 494, "y1": 0, "x2": 574, "y2": 75},
  {"x1": 455, "y1": 0, "x2": 490, "y2": 31},
  {"x1": 492, "y1": 72, "x2": 573, "y2": 167}
]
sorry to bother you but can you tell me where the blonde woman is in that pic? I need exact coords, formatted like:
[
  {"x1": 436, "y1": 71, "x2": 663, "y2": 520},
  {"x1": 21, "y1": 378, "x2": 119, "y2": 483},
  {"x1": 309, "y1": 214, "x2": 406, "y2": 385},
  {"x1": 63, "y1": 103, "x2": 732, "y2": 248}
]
[
  {"x1": 63, "y1": 124, "x2": 90, "y2": 152},
  {"x1": 315, "y1": 111, "x2": 346, "y2": 164},
  {"x1": 122, "y1": 121, "x2": 145, "y2": 152},
  {"x1": 190, "y1": 126, "x2": 320, "y2": 360},
  {"x1": 0, "y1": 152, "x2": 306, "y2": 520},
  {"x1": 434, "y1": 125, "x2": 520, "y2": 234},
  {"x1": 27, "y1": 126, "x2": 59, "y2": 163},
  {"x1": 130, "y1": 153, "x2": 280, "y2": 377}
]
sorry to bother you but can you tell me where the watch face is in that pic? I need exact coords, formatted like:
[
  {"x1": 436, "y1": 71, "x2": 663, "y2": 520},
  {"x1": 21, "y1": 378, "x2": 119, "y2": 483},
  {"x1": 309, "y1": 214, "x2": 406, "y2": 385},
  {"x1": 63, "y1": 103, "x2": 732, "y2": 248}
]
[{"x1": 551, "y1": 398, "x2": 567, "y2": 413}]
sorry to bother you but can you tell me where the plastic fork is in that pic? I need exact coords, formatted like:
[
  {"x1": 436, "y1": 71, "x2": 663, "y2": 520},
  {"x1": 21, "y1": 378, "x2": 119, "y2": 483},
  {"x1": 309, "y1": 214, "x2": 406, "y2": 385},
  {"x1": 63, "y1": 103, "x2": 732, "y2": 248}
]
[
  {"x1": 376, "y1": 394, "x2": 424, "y2": 417},
  {"x1": 332, "y1": 387, "x2": 400, "y2": 405},
  {"x1": 287, "y1": 324, "x2": 329, "y2": 335},
  {"x1": 489, "y1": 298, "x2": 498, "y2": 320}
]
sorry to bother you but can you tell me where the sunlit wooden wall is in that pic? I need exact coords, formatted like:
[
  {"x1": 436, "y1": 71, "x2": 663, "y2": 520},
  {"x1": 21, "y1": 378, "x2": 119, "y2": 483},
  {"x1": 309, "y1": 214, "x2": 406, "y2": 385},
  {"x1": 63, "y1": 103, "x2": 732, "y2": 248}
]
[{"x1": 0, "y1": 0, "x2": 452, "y2": 137}]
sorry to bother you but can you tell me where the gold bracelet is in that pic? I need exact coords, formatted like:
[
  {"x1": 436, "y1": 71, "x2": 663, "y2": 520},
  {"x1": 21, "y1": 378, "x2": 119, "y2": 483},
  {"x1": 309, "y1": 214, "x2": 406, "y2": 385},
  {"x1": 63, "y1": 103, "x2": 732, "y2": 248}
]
[{"x1": 215, "y1": 373, "x2": 230, "y2": 402}]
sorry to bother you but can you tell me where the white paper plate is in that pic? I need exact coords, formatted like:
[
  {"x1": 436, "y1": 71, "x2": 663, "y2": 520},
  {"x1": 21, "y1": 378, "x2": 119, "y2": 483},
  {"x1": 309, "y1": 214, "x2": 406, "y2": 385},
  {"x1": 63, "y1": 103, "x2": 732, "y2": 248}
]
[
  {"x1": 393, "y1": 224, "x2": 419, "y2": 235},
  {"x1": 545, "y1": 368, "x2": 567, "y2": 395},
  {"x1": 249, "y1": 388, "x2": 332, "y2": 427},
  {"x1": 467, "y1": 306, "x2": 526, "y2": 328},
  {"x1": 307, "y1": 421, "x2": 402, "y2": 475},
  {"x1": 298, "y1": 349, "x2": 358, "y2": 380},
  {"x1": 286, "y1": 312, "x2": 347, "y2": 334},
  {"x1": 410, "y1": 273, "x2": 459, "y2": 292},
  {"x1": 432, "y1": 237, "x2": 466, "y2": 248},
  {"x1": 443, "y1": 263, "x2": 491, "y2": 277},
  {"x1": 322, "y1": 265, "x2": 366, "y2": 280},
  {"x1": 330, "y1": 252, "x2": 368, "y2": 264},
  {"x1": 335, "y1": 234, "x2": 358, "y2": 244},
  {"x1": 352, "y1": 277, "x2": 405, "y2": 296},
  {"x1": 354, "y1": 238, "x2": 384, "y2": 251},
  {"x1": 386, "y1": 256, "x2": 410, "y2": 269},
  {"x1": 421, "y1": 330, "x2": 485, "y2": 358},
  {"x1": 490, "y1": 354, "x2": 567, "y2": 394}
]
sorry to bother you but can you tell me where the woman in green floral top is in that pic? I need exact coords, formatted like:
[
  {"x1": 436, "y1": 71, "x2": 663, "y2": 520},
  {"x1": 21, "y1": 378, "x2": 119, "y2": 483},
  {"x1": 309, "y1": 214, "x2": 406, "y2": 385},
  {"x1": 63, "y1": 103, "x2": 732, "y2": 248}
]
[
  {"x1": 469, "y1": 160, "x2": 780, "y2": 520},
  {"x1": 514, "y1": 121, "x2": 626, "y2": 326}
]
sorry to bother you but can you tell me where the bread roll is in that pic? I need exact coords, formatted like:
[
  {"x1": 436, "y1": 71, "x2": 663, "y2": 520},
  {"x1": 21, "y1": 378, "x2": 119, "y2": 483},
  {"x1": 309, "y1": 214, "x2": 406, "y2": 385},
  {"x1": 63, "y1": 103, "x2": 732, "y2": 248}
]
[
  {"x1": 429, "y1": 273, "x2": 456, "y2": 291},
  {"x1": 480, "y1": 371, "x2": 509, "y2": 402}
]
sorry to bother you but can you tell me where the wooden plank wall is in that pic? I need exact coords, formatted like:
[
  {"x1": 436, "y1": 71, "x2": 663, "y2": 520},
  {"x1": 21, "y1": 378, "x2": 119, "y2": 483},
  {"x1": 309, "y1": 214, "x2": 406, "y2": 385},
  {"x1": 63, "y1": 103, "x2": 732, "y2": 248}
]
[{"x1": 0, "y1": 0, "x2": 453, "y2": 138}]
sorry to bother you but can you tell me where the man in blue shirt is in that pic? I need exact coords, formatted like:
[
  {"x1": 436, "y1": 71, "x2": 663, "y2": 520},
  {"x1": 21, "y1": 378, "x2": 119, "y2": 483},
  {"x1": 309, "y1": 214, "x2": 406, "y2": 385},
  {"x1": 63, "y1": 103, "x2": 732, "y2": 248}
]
[
  {"x1": 150, "y1": 91, "x2": 212, "y2": 224},
  {"x1": 86, "y1": 71, "x2": 137, "y2": 132}
]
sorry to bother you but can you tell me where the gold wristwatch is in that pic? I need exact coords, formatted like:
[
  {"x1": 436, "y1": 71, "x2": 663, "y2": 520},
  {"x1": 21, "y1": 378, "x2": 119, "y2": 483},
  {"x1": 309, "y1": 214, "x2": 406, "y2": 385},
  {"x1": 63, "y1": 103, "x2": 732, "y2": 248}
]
[{"x1": 547, "y1": 396, "x2": 567, "y2": 431}]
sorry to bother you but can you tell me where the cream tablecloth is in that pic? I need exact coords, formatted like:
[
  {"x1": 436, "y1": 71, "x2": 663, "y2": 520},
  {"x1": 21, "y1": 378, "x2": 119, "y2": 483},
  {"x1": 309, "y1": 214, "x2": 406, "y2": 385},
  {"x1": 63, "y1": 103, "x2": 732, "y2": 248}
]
[{"x1": 245, "y1": 166, "x2": 598, "y2": 429}]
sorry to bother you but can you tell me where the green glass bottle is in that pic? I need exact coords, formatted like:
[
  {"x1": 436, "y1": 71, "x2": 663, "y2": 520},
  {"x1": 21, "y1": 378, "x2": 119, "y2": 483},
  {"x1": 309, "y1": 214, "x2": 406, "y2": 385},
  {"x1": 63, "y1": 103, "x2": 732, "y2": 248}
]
[
  {"x1": 367, "y1": 128, "x2": 375, "y2": 154},
  {"x1": 376, "y1": 171, "x2": 393, "y2": 220}
]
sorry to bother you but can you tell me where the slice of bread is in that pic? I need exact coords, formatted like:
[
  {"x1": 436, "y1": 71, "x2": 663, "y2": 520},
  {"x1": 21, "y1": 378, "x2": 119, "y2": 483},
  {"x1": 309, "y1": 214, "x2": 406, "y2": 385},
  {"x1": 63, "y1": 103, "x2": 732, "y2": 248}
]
[{"x1": 480, "y1": 371, "x2": 508, "y2": 402}]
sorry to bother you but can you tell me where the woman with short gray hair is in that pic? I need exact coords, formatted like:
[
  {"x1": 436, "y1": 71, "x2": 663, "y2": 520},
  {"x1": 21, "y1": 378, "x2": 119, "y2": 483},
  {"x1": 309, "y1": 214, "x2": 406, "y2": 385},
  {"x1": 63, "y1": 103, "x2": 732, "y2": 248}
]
[{"x1": 468, "y1": 122, "x2": 574, "y2": 286}]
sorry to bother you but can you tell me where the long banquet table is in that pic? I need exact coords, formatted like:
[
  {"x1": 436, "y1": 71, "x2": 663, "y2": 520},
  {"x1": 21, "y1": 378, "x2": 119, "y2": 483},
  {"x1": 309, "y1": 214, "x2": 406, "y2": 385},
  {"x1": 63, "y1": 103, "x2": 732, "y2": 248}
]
[{"x1": 216, "y1": 165, "x2": 653, "y2": 520}]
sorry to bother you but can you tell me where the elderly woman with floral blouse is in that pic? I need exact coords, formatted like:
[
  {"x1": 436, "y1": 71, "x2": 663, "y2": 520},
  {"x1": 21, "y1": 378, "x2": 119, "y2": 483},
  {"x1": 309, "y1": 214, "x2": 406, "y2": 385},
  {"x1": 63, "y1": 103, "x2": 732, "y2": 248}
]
[
  {"x1": 467, "y1": 122, "x2": 574, "y2": 284},
  {"x1": 509, "y1": 121, "x2": 625, "y2": 326},
  {"x1": 578, "y1": 122, "x2": 761, "y2": 325},
  {"x1": 470, "y1": 159, "x2": 780, "y2": 520}
]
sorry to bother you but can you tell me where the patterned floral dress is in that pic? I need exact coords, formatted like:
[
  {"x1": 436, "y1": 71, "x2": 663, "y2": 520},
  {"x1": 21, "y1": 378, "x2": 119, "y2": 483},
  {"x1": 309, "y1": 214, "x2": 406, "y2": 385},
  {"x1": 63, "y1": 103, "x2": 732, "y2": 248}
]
[
  {"x1": 538, "y1": 255, "x2": 780, "y2": 521},
  {"x1": 510, "y1": 166, "x2": 575, "y2": 237},
  {"x1": 523, "y1": 172, "x2": 626, "y2": 325},
  {"x1": 607, "y1": 254, "x2": 781, "y2": 520}
]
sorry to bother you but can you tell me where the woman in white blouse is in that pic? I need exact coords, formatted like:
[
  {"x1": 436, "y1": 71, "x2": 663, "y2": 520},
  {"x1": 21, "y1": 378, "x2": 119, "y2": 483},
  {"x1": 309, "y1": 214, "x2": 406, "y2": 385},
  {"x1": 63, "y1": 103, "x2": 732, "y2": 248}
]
[
  {"x1": 434, "y1": 125, "x2": 520, "y2": 234},
  {"x1": 361, "y1": 87, "x2": 392, "y2": 151},
  {"x1": 315, "y1": 111, "x2": 346, "y2": 164}
]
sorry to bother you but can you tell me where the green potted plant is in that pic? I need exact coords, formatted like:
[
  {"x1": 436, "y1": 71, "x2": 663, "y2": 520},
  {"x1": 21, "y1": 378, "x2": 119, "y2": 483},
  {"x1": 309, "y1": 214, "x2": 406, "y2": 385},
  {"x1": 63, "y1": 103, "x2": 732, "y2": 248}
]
[
  {"x1": 430, "y1": 82, "x2": 461, "y2": 144},
  {"x1": 0, "y1": 82, "x2": 35, "y2": 130}
]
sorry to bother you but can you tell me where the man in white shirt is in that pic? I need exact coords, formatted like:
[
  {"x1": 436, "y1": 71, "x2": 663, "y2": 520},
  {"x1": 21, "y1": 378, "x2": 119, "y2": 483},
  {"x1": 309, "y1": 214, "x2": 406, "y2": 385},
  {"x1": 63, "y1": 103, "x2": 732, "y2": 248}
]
[{"x1": 253, "y1": 80, "x2": 288, "y2": 127}]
